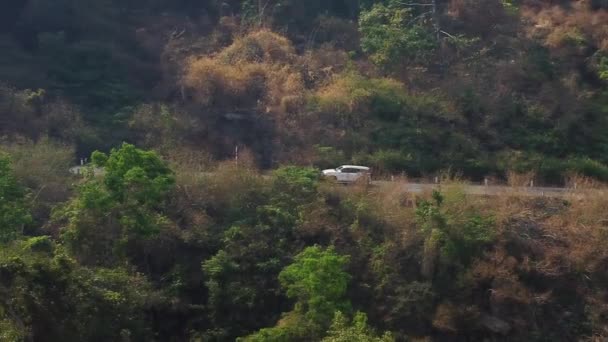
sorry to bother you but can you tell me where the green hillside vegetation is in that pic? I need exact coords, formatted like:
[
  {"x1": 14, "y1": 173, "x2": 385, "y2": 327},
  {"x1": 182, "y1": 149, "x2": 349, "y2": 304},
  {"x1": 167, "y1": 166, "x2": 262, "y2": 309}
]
[
  {"x1": 2, "y1": 0, "x2": 608, "y2": 341},
  {"x1": 1, "y1": 144, "x2": 608, "y2": 340}
]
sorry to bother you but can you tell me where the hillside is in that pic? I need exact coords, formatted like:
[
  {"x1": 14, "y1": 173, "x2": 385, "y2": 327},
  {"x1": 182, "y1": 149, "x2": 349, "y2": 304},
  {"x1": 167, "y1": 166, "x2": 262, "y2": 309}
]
[
  {"x1": 1, "y1": 0, "x2": 608, "y2": 182},
  {"x1": 1, "y1": 0, "x2": 608, "y2": 341}
]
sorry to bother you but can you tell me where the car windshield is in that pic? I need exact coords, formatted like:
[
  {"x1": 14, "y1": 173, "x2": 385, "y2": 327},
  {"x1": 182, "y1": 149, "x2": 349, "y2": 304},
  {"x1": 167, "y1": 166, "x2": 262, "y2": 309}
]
[{"x1": 336, "y1": 166, "x2": 343, "y2": 171}]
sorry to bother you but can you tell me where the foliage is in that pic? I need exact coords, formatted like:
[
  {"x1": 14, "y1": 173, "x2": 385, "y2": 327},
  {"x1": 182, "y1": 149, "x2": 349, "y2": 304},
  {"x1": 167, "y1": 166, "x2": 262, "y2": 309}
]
[
  {"x1": 243, "y1": 246, "x2": 351, "y2": 341},
  {"x1": 312, "y1": 71, "x2": 408, "y2": 132},
  {"x1": 279, "y1": 246, "x2": 351, "y2": 325},
  {"x1": 201, "y1": 212, "x2": 295, "y2": 339},
  {"x1": 271, "y1": 166, "x2": 320, "y2": 209},
  {"x1": 359, "y1": 1, "x2": 437, "y2": 68},
  {"x1": 323, "y1": 311, "x2": 394, "y2": 342},
  {"x1": 58, "y1": 143, "x2": 174, "y2": 266},
  {"x1": 92, "y1": 143, "x2": 174, "y2": 206},
  {"x1": 0, "y1": 153, "x2": 31, "y2": 243},
  {"x1": 2, "y1": 1, "x2": 608, "y2": 341},
  {"x1": 0, "y1": 237, "x2": 156, "y2": 341},
  {"x1": 416, "y1": 191, "x2": 495, "y2": 269}
]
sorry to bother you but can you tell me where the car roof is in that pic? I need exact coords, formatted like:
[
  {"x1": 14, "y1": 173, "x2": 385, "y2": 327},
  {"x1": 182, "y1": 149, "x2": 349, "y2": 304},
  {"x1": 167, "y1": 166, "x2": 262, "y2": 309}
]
[{"x1": 340, "y1": 165, "x2": 370, "y2": 170}]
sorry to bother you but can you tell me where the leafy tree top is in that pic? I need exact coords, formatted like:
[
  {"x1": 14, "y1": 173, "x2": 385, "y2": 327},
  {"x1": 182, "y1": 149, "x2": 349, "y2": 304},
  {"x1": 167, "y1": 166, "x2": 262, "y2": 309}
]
[
  {"x1": 92, "y1": 143, "x2": 174, "y2": 206},
  {"x1": 359, "y1": 0, "x2": 437, "y2": 68},
  {"x1": 279, "y1": 245, "x2": 351, "y2": 325}
]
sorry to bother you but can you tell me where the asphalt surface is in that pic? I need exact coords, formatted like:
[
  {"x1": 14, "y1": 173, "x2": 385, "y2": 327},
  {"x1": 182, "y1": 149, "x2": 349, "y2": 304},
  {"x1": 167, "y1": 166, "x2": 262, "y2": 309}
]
[
  {"x1": 372, "y1": 181, "x2": 582, "y2": 198},
  {"x1": 69, "y1": 165, "x2": 599, "y2": 198}
]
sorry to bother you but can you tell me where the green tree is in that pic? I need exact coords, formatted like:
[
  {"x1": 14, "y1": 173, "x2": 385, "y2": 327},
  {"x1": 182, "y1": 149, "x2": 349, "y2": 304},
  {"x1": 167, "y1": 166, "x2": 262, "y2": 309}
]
[
  {"x1": 323, "y1": 311, "x2": 394, "y2": 342},
  {"x1": 201, "y1": 204, "x2": 299, "y2": 339},
  {"x1": 279, "y1": 246, "x2": 351, "y2": 325},
  {"x1": 0, "y1": 153, "x2": 31, "y2": 243},
  {"x1": 359, "y1": 1, "x2": 437, "y2": 68},
  {"x1": 241, "y1": 246, "x2": 351, "y2": 341},
  {"x1": 0, "y1": 237, "x2": 155, "y2": 341},
  {"x1": 58, "y1": 143, "x2": 174, "y2": 266},
  {"x1": 271, "y1": 166, "x2": 320, "y2": 210}
]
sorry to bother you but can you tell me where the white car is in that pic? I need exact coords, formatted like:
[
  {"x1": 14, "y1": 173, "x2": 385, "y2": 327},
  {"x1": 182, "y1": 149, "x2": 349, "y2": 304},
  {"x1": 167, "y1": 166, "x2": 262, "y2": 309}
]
[{"x1": 322, "y1": 165, "x2": 371, "y2": 183}]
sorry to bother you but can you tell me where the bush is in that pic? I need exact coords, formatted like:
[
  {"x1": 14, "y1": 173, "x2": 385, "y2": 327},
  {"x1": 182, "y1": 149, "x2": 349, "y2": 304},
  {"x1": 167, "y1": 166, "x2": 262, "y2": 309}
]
[
  {"x1": 313, "y1": 146, "x2": 347, "y2": 170},
  {"x1": 183, "y1": 57, "x2": 267, "y2": 108},
  {"x1": 1, "y1": 137, "x2": 74, "y2": 206},
  {"x1": 566, "y1": 157, "x2": 608, "y2": 182},
  {"x1": 313, "y1": 72, "x2": 407, "y2": 123},
  {"x1": 218, "y1": 30, "x2": 296, "y2": 65},
  {"x1": 416, "y1": 191, "x2": 495, "y2": 270},
  {"x1": 353, "y1": 150, "x2": 413, "y2": 175},
  {"x1": 183, "y1": 30, "x2": 303, "y2": 113},
  {"x1": 0, "y1": 84, "x2": 85, "y2": 143},
  {"x1": 271, "y1": 166, "x2": 320, "y2": 209},
  {"x1": 497, "y1": 151, "x2": 608, "y2": 184}
]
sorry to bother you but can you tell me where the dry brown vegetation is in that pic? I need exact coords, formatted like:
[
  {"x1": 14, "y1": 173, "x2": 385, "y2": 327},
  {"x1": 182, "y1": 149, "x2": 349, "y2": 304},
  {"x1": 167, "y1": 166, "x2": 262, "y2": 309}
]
[
  {"x1": 523, "y1": 1, "x2": 608, "y2": 52},
  {"x1": 0, "y1": 84, "x2": 85, "y2": 143},
  {"x1": 0, "y1": 138, "x2": 75, "y2": 227},
  {"x1": 183, "y1": 29, "x2": 306, "y2": 113}
]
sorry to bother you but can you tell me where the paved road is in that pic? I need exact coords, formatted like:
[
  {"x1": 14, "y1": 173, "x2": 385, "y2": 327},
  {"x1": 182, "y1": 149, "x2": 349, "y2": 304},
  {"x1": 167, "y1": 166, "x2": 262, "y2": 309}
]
[
  {"x1": 372, "y1": 181, "x2": 581, "y2": 198},
  {"x1": 69, "y1": 165, "x2": 599, "y2": 198}
]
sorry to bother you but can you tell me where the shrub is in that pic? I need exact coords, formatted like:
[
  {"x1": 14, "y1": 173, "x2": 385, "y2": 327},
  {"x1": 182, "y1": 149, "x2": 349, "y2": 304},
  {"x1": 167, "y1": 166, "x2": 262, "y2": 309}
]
[
  {"x1": 183, "y1": 30, "x2": 303, "y2": 113},
  {"x1": 354, "y1": 150, "x2": 414, "y2": 175},
  {"x1": 21, "y1": 236, "x2": 54, "y2": 254},
  {"x1": 313, "y1": 72, "x2": 407, "y2": 122},
  {"x1": 0, "y1": 84, "x2": 84, "y2": 143},
  {"x1": 183, "y1": 57, "x2": 267, "y2": 107},
  {"x1": 1, "y1": 137, "x2": 74, "y2": 206},
  {"x1": 313, "y1": 146, "x2": 347, "y2": 170},
  {"x1": 523, "y1": 2, "x2": 608, "y2": 53},
  {"x1": 271, "y1": 166, "x2": 320, "y2": 209},
  {"x1": 218, "y1": 30, "x2": 296, "y2": 65},
  {"x1": 566, "y1": 157, "x2": 608, "y2": 182},
  {"x1": 416, "y1": 191, "x2": 495, "y2": 270}
]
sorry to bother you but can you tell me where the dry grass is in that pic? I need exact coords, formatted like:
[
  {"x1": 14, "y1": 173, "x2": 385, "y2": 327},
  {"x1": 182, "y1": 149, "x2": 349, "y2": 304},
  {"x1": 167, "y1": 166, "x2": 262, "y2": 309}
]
[{"x1": 506, "y1": 170, "x2": 535, "y2": 187}]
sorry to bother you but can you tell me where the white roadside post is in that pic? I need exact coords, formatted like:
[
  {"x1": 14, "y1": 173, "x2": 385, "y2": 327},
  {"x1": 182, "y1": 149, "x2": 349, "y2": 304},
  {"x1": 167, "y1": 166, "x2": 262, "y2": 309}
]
[{"x1": 235, "y1": 146, "x2": 239, "y2": 167}]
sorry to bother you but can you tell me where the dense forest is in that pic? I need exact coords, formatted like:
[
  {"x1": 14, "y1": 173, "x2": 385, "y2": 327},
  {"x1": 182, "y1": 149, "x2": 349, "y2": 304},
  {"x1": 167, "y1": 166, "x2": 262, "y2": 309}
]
[{"x1": 1, "y1": 0, "x2": 608, "y2": 341}]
